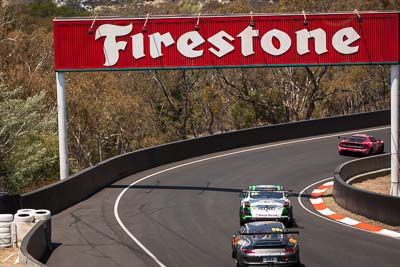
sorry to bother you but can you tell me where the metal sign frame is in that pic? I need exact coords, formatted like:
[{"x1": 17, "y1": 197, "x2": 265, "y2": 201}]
[{"x1": 53, "y1": 11, "x2": 400, "y2": 196}]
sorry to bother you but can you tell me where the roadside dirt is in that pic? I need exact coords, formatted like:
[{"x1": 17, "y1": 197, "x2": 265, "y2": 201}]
[
  {"x1": 0, "y1": 247, "x2": 20, "y2": 266},
  {"x1": 352, "y1": 175, "x2": 391, "y2": 195}
]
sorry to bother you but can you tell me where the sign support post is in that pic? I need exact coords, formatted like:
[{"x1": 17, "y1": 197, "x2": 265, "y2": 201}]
[
  {"x1": 56, "y1": 72, "x2": 69, "y2": 180},
  {"x1": 391, "y1": 65, "x2": 399, "y2": 196}
]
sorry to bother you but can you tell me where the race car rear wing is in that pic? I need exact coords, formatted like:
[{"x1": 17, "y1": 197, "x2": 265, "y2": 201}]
[
  {"x1": 241, "y1": 189, "x2": 293, "y2": 193},
  {"x1": 240, "y1": 231, "x2": 299, "y2": 235},
  {"x1": 239, "y1": 189, "x2": 293, "y2": 197},
  {"x1": 338, "y1": 135, "x2": 382, "y2": 142}
]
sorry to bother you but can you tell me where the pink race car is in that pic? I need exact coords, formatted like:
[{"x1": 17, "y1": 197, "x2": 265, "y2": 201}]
[{"x1": 338, "y1": 134, "x2": 384, "y2": 156}]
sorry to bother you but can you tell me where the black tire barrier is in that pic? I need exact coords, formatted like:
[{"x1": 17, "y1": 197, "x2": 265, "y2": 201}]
[
  {"x1": 15, "y1": 109, "x2": 390, "y2": 215},
  {"x1": 333, "y1": 153, "x2": 400, "y2": 225}
]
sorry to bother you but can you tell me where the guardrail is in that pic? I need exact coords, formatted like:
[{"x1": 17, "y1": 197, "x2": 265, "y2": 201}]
[
  {"x1": 0, "y1": 109, "x2": 390, "y2": 266},
  {"x1": 0, "y1": 193, "x2": 20, "y2": 214},
  {"x1": 333, "y1": 153, "x2": 400, "y2": 225}
]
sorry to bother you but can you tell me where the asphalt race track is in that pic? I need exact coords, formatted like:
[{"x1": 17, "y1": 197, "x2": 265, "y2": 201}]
[{"x1": 46, "y1": 126, "x2": 400, "y2": 267}]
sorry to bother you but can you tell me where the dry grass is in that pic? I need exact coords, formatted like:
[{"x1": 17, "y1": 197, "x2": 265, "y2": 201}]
[
  {"x1": 352, "y1": 175, "x2": 391, "y2": 195},
  {"x1": 323, "y1": 187, "x2": 400, "y2": 232},
  {"x1": 0, "y1": 247, "x2": 19, "y2": 265}
]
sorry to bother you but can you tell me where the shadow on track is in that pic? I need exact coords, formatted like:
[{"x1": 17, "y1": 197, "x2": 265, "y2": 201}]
[
  {"x1": 108, "y1": 184, "x2": 331, "y2": 201},
  {"x1": 108, "y1": 184, "x2": 243, "y2": 193}
]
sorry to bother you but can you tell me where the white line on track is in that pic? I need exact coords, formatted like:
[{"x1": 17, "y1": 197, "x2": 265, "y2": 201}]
[{"x1": 114, "y1": 126, "x2": 390, "y2": 267}]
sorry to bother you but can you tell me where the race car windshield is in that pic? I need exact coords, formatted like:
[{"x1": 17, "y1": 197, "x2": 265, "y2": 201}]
[
  {"x1": 347, "y1": 136, "x2": 366, "y2": 143},
  {"x1": 250, "y1": 191, "x2": 283, "y2": 199},
  {"x1": 245, "y1": 222, "x2": 284, "y2": 234}
]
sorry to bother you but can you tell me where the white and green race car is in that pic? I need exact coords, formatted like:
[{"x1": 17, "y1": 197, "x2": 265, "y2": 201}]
[{"x1": 239, "y1": 185, "x2": 294, "y2": 227}]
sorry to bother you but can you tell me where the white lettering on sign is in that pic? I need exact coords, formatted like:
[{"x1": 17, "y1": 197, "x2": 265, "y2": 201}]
[
  {"x1": 296, "y1": 28, "x2": 328, "y2": 55},
  {"x1": 132, "y1": 33, "x2": 145, "y2": 59},
  {"x1": 208, "y1": 31, "x2": 235, "y2": 58},
  {"x1": 261, "y1": 29, "x2": 291, "y2": 56},
  {"x1": 95, "y1": 24, "x2": 362, "y2": 66},
  {"x1": 332, "y1": 27, "x2": 360, "y2": 54},
  {"x1": 177, "y1": 31, "x2": 205, "y2": 58},
  {"x1": 149, "y1": 32, "x2": 174, "y2": 59},
  {"x1": 237, "y1": 26, "x2": 259, "y2": 57},
  {"x1": 95, "y1": 24, "x2": 133, "y2": 66}
]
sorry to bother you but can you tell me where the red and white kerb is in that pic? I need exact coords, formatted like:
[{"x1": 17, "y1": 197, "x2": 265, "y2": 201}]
[{"x1": 310, "y1": 181, "x2": 400, "y2": 239}]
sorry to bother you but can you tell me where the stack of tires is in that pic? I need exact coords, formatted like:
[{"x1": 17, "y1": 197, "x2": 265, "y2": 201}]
[
  {"x1": 0, "y1": 214, "x2": 13, "y2": 248},
  {"x1": 14, "y1": 209, "x2": 51, "y2": 247},
  {"x1": 0, "y1": 209, "x2": 51, "y2": 248}
]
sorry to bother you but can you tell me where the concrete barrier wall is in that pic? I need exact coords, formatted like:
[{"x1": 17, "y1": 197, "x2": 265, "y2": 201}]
[
  {"x1": 333, "y1": 154, "x2": 400, "y2": 225},
  {"x1": 0, "y1": 193, "x2": 20, "y2": 214},
  {"x1": 19, "y1": 218, "x2": 52, "y2": 267},
  {"x1": 20, "y1": 109, "x2": 390, "y2": 214}
]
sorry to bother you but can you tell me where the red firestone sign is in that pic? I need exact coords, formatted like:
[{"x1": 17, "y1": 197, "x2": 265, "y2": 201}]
[{"x1": 53, "y1": 12, "x2": 399, "y2": 71}]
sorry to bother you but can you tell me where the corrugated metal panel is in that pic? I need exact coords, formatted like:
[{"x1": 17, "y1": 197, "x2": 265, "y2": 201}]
[{"x1": 53, "y1": 12, "x2": 400, "y2": 71}]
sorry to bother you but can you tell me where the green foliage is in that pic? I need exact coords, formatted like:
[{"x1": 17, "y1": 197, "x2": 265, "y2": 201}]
[
  {"x1": 202, "y1": 0, "x2": 252, "y2": 14},
  {"x1": 0, "y1": 75, "x2": 58, "y2": 193},
  {"x1": 3, "y1": 134, "x2": 59, "y2": 193},
  {"x1": 27, "y1": 0, "x2": 88, "y2": 17},
  {"x1": 177, "y1": 0, "x2": 201, "y2": 14},
  {"x1": 231, "y1": 101, "x2": 257, "y2": 129},
  {"x1": 9, "y1": 0, "x2": 89, "y2": 31},
  {"x1": 275, "y1": 0, "x2": 400, "y2": 13}
]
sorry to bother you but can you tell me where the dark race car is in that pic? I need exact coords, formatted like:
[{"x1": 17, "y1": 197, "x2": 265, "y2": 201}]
[
  {"x1": 232, "y1": 221, "x2": 300, "y2": 267},
  {"x1": 338, "y1": 134, "x2": 384, "y2": 156}
]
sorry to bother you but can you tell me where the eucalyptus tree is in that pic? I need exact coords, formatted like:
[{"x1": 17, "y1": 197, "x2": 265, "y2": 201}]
[{"x1": 0, "y1": 75, "x2": 58, "y2": 193}]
